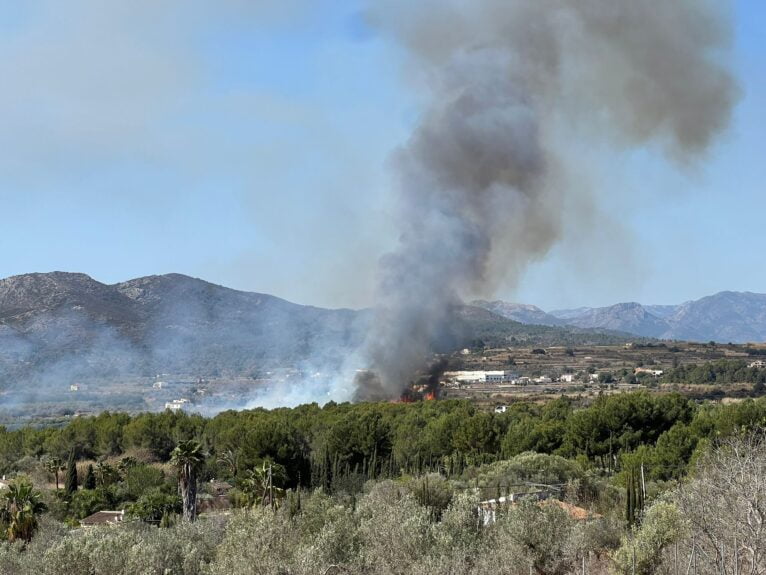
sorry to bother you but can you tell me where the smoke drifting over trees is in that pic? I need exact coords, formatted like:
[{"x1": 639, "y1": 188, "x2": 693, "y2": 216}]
[{"x1": 358, "y1": 0, "x2": 738, "y2": 398}]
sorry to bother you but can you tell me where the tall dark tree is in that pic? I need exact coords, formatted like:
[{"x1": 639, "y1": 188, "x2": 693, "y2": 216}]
[
  {"x1": 83, "y1": 464, "x2": 96, "y2": 490},
  {"x1": 626, "y1": 468, "x2": 635, "y2": 526},
  {"x1": 170, "y1": 440, "x2": 204, "y2": 522},
  {"x1": 64, "y1": 450, "x2": 78, "y2": 495}
]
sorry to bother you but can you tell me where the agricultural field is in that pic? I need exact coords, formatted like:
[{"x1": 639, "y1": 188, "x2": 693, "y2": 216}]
[{"x1": 442, "y1": 342, "x2": 766, "y2": 405}]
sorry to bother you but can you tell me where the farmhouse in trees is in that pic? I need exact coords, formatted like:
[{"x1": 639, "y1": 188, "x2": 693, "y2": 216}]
[{"x1": 634, "y1": 368, "x2": 664, "y2": 377}]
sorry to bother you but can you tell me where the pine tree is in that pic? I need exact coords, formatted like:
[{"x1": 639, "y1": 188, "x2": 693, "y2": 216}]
[
  {"x1": 64, "y1": 450, "x2": 78, "y2": 495},
  {"x1": 83, "y1": 464, "x2": 96, "y2": 490}
]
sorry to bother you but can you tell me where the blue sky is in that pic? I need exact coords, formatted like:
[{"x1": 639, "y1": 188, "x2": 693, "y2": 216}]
[{"x1": 0, "y1": 0, "x2": 762, "y2": 310}]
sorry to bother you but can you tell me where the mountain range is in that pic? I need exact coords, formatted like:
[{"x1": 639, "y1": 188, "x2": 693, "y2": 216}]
[
  {"x1": 0, "y1": 272, "x2": 628, "y2": 386},
  {"x1": 474, "y1": 291, "x2": 766, "y2": 343},
  {"x1": 3, "y1": 270, "x2": 761, "y2": 390}
]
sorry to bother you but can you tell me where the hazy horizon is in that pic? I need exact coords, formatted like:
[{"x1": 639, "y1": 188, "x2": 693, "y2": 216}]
[{"x1": 3, "y1": 268, "x2": 762, "y2": 314}]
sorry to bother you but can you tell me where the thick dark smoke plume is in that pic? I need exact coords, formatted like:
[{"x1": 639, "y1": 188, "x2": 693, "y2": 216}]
[{"x1": 356, "y1": 0, "x2": 737, "y2": 399}]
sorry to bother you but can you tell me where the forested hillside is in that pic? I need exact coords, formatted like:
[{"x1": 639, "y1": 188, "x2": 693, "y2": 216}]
[{"x1": 0, "y1": 391, "x2": 743, "y2": 485}]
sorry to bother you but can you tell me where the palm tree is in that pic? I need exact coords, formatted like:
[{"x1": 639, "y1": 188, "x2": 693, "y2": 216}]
[
  {"x1": 170, "y1": 440, "x2": 205, "y2": 522},
  {"x1": 216, "y1": 448, "x2": 239, "y2": 478},
  {"x1": 1, "y1": 479, "x2": 47, "y2": 543},
  {"x1": 95, "y1": 461, "x2": 119, "y2": 487},
  {"x1": 118, "y1": 456, "x2": 138, "y2": 478},
  {"x1": 240, "y1": 462, "x2": 284, "y2": 509},
  {"x1": 43, "y1": 457, "x2": 64, "y2": 490},
  {"x1": 239, "y1": 468, "x2": 264, "y2": 507}
]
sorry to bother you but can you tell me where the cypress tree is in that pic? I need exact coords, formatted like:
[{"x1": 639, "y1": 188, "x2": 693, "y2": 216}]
[
  {"x1": 83, "y1": 464, "x2": 96, "y2": 490},
  {"x1": 323, "y1": 449, "x2": 331, "y2": 491},
  {"x1": 332, "y1": 453, "x2": 340, "y2": 489},
  {"x1": 625, "y1": 469, "x2": 636, "y2": 525},
  {"x1": 64, "y1": 450, "x2": 78, "y2": 495},
  {"x1": 287, "y1": 490, "x2": 301, "y2": 519},
  {"x1": 371, "y1": 445, "x2": 378, "y2": 479}
]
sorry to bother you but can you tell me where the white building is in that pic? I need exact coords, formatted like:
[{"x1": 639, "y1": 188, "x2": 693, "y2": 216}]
[
  {"x1": 443, "y1": 370, "x2": 519, "y2": 384},
  {"x1": 560, "y1": 374, "x2": 576, "y2": 383},
  {"x1": 445, "y1": 371, "x2": 486, "y2": 384},
  {"x1": 165, "y1": 399, "x2": 190, "y2": 412},
  {"x1": 494, "y1": 405, "x2": 508, "y2": 414},
  {"x1": 634, "y1": 368, "x2": 664, "y2": 377},
  {"x1": 748, "y1": 360, "x2": 766, "y2": 369},
  {"x1": 69, "y1": 384, "x2": 80, "y2": 392},
  {"x1": 485, "y1": 371, "x2": 513, "y2": 383}
]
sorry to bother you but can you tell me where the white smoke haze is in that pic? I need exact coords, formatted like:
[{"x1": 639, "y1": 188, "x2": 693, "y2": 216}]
[
  {"x1": 0, "y1": 272, "x2": 368, "y2": 416},
  {"x1": 356, "y1": 0, "x2": 737, "y2": 399},
  {"x1": 238, "y1": 367, "x2": 357, "y2": 411}
]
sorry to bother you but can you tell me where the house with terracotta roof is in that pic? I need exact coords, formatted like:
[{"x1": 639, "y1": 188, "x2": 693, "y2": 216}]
[
  {"x1": 80, "y1": 510, "x2": 125, "y2": 527},
  {"x1": 477, "y1": 495, "x2": 601, "y2": 526}
]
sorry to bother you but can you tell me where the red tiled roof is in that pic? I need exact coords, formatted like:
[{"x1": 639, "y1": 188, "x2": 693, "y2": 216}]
[
  {"x1": 542, "y1": 499, "x2": 602, "y2": 521},
  {"x1": 80, "y1": 510, "x2": 125, "y2": 526}
]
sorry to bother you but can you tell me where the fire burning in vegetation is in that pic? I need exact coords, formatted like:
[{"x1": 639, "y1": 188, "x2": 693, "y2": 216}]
[
  {"x1": 395, "y1": 386, "x2": 438, "y2": 403},
  {"x1": 361, "y1": 357, "x2": 447, "y2": 403}
]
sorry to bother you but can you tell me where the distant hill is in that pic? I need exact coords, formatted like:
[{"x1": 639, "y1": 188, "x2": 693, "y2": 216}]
[
  {"x1": 551, "y1": 302, "x2": 671, "y2": 338},
  {"x1": 539, "y1": 292, "x2": 766, "y2": 343},
  {"x1": 471, "y1": 300, "x2": 564, "y2": 326},
  {"x1": 548, "y1": 307, "x2": 594, "y2": 321},
  {"x1": 0, "y1": 272, "x2": 634, "y2": 386},
  {"x1": 0, "y1": 272, "x2": 367, "y2": 384},
  {"x1": 663, "y1": 292, "x2": 766, "y2": 342}
]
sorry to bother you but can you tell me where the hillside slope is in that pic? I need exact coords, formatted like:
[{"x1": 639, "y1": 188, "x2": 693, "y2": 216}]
[
  {"x1": 0, "y1": 272, "x2": 632, "y2": 386},
  {"x1": 471, "y1": 300, "x2": 564, "y2": 326}
]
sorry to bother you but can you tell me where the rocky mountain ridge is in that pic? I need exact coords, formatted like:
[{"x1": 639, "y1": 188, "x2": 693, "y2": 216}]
[
  {"x1": 0, "y1": 272, "x2": 629, "y2": 386},
  {"x1": 479, "y1": 291, "x2": 766, "y2": 343}
]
